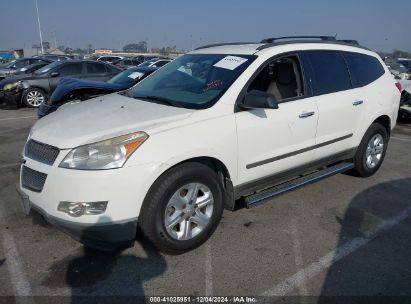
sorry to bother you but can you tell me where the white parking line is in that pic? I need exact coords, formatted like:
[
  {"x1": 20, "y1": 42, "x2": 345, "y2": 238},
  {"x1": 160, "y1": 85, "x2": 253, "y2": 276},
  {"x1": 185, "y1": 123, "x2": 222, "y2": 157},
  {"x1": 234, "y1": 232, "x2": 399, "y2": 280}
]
[
  {"x1": 205, "y1": 242, "x2": 213, "y2": 296},
  {"x1": 0, "y1": 116, "x2": 37, "y2": 122},
  {"x1": 290, "y1": 220, "x2": 308, "y2": 296},
  {"x1": 391, "y1": 136, "x2": 411, "y2": 143},
  {"x1": 2, "y1": 232, "x2": 33, "y2": 297},
  {"x1": 261, "y1": 205, "x2": 411, "y2": 297}
]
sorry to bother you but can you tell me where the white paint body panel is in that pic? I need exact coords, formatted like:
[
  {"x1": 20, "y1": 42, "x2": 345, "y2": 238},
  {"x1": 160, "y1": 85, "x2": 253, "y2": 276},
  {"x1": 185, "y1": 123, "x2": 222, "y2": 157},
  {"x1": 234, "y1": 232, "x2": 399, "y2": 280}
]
[{"x1": 20, "y1": 42, "x2": 400, "y2": 226}]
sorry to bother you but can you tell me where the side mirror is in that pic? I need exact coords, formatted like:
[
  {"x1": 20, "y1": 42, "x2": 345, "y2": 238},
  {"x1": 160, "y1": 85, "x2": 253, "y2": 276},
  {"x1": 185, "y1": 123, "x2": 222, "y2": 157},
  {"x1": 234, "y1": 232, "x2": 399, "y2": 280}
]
[
  {"x1": 50, "y1": 71, "x2": 60, "y2": 77},
  {"x1": 239, "y1": 90, "x2": 279, "y2": 109}
]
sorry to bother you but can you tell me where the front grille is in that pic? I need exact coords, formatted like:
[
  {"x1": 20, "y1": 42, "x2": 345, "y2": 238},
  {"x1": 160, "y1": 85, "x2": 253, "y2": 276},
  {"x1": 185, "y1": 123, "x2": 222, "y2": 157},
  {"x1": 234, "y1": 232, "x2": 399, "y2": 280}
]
[
  {"x1": 21, "y1": 166, "x2": 47, "y2": 193},
  {"x1": 25, "y1": 139, "x2": 59, "y2": 165}
]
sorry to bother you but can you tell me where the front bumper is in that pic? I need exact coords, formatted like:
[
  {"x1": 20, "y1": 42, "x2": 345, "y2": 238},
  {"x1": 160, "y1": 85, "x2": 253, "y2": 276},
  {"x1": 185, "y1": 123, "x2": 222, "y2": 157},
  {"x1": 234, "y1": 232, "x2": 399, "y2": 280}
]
[
  {"x1": 16, "y1": 184, "x2": 137, "y2": 251},
  {"x1": 0, "y1": 89, "x2": 23, "y2": 109}
]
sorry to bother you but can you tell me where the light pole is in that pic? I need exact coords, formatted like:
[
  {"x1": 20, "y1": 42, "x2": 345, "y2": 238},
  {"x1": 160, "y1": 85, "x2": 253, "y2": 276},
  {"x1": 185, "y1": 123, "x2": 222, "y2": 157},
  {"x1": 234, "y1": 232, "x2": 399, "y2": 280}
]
[{"x1": 35, "y1": 0, "x2": 44, "y2": 54}]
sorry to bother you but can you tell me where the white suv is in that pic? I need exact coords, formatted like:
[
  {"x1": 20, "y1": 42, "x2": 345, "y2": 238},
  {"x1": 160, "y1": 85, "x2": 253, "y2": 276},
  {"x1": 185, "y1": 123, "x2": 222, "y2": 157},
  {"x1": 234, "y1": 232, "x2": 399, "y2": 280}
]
[{"x1": 17, "y1": 36, "x2": 401, "y2": 253}]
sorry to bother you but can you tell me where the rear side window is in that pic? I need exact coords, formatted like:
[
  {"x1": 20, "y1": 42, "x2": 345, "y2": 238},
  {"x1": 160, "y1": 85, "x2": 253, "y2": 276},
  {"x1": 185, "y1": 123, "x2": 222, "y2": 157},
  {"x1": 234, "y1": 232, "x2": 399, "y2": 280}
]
[
  {"x1": 57, "y1": 63, "x2": 83, "y2": 76},
  {"x1": 306, "y1": 51, "x2": 351, "y2": 96},
  {"x1": 86, "y1": 62, "x2": 106, "y2": 74},
  {"x1": 343, "y1": 52, "x2": 385, "y2": 88},
  {"x1": 106, "y1": 65, "x2": 121, "y2": 73}
]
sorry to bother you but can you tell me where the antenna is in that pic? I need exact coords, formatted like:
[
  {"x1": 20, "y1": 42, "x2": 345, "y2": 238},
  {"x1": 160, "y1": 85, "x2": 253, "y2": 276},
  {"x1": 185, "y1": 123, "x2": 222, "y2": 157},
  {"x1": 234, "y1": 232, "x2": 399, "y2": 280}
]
[{"x1": 35, "y1": 0, "x2": 44, "y2": 54}]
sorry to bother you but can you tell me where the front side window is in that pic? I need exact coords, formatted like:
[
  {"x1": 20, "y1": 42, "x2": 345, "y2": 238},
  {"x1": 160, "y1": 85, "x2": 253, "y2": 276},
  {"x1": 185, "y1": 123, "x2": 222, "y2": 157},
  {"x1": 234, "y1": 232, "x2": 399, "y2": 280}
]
[
  {"x1": 247, "y1": 55, "x2": 305, "y2": 102},
  {"x1": 34, "y1": 61, "x2": 62, "y2": 75},
  {"x1": 128, "y1": 54, "x2": 255, "y2": 109},
  {"x1": 14, "y1": 59, "x2": 29, "y2": 68},
  {"x1": 343, "y1": 52, "x2": 385, "y2": 88},
  {"x1": 306, "y1": 51, "x2": 351, "y2": 96}
]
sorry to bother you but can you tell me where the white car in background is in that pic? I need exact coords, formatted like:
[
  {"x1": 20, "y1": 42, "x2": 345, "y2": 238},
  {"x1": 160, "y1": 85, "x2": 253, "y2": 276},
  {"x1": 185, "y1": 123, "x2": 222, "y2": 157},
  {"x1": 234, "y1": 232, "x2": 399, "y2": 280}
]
[
  {"x1": 138, "y1": 59, "x2": 172, "y2": 68},
  {"x1": 17, "y1": 36, "x2": 401, "y2": 253}
]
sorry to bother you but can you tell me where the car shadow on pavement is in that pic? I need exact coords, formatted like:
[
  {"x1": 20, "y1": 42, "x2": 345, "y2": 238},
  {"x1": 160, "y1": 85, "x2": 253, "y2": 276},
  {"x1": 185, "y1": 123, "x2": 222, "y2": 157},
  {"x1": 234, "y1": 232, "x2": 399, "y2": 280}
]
[
  {"x1": 43, "y1": 216, "x2": 167, "y2": 303},
  {"x1": 318, "y1": 178, "x2": 411, "y2": 301}
]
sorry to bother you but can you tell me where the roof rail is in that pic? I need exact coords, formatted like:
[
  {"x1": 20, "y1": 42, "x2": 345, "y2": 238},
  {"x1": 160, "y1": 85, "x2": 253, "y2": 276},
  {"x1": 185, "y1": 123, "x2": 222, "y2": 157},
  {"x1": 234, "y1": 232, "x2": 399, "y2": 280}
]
[
  {"x1": 260, "y1": 36, "x2": 336, "y2": 43},
  {"x1": 337, "y1": 39, "x2": 359, "y2": 45},
  {"x1": 195, "y1": 42, "x2": 255, "y2": 50}
]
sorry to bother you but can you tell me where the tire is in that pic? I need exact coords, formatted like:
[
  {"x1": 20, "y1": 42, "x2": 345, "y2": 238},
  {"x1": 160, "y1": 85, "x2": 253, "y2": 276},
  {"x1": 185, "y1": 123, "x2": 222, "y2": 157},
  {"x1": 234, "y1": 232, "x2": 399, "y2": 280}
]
[
  {"x1": 351, "y1": 123, "x2": 388, "y2": 177},
  {"x1": 22, "y1": 88, "x2": 48, "y2": 108},
  {"x1": 138, "y1": 162, "x2": 224, "y2": 254}
]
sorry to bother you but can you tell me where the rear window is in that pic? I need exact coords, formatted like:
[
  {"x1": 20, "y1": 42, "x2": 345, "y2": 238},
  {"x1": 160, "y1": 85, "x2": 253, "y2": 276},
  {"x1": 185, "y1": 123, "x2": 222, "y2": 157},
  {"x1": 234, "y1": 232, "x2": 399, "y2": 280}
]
[
  {"x1": 343, "y1": 52, "x2": 385, "y2": 88},
  {"x1": 306, "y1": 51, "x2": 351, "y2": 96}
]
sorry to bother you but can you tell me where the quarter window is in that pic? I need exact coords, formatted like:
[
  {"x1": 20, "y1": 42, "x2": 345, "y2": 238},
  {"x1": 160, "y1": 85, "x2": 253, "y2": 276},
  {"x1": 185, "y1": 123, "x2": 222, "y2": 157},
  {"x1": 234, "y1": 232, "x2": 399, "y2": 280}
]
[
  {"x1": 343, "y1": 52, "x2": 385, "y2": 88},
  {"x1": 307, "y1": 51, "x2": 351, "y2": 96}
]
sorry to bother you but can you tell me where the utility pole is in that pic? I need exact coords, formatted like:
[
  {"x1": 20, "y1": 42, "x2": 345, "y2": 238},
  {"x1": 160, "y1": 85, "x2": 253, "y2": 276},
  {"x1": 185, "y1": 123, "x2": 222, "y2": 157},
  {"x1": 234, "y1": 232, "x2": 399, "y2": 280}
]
[{"x1": 35, "y1": 0, "x2": 44, "y2": 54}]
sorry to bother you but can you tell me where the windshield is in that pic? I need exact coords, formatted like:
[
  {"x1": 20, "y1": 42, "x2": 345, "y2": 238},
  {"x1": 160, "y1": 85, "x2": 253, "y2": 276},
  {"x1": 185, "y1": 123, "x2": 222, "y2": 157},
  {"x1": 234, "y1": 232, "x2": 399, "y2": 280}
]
[
  {"x1": 108, "y1": 68, "x2": 146, "y2": 86},
  {"x1": 3, "y1": 60, "x2": 16, "y2": 68},
  {"x1": 128, "y1": 54, "x2": 255, "y2": 109},
  {"x1": 34, "y1": 61, "x2": 62, "y2": 75}
]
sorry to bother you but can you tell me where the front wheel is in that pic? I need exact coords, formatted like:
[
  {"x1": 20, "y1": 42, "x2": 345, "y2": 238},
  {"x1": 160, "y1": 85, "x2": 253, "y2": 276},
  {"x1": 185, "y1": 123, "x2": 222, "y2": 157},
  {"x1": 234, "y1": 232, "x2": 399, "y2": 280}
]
[
  {"x1": 22, "y1": 88, "x2": 47, "y2": 108},
  {"x1": 138, "y1": 162, "x2": 224, "y2": 254},
  {"x1": 351, "y1": 123, "x2": 388, "y2": 177}
]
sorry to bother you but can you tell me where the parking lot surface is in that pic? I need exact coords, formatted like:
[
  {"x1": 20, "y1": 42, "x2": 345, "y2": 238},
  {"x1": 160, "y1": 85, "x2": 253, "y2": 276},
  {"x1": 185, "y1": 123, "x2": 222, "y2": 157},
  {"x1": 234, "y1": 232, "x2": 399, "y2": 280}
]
[{"x1": 0, "y1": 108, "x2": 410, "y2": 301}]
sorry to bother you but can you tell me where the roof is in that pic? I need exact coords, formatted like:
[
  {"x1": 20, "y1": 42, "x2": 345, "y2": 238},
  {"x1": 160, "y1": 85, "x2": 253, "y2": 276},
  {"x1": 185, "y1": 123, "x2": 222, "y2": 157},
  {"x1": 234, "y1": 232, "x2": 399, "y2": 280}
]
[
  {"x1": 190, "y1": 43, "x2": 265, "y2": 55},
  {"x1": 191, "y1": 36, "x2": 370, "y2": 55}
]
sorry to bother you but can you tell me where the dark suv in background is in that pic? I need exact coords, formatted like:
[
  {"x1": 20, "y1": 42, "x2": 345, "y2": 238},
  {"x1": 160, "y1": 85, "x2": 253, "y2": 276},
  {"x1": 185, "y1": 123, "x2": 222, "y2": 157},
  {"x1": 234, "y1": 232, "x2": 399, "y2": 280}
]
[
  {"x1": 0, "y1": 60, "x2": 122, "y2": 108},
  {"x1": 0, "y1": 58, "x2": 52, "y2": 80}
]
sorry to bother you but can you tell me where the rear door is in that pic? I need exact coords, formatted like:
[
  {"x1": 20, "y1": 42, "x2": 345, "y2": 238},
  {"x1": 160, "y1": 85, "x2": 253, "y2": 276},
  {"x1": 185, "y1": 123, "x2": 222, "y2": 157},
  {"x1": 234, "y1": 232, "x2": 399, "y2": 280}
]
[{"x1": 301, "y1": 50, "x2": 364, "y2": 161}]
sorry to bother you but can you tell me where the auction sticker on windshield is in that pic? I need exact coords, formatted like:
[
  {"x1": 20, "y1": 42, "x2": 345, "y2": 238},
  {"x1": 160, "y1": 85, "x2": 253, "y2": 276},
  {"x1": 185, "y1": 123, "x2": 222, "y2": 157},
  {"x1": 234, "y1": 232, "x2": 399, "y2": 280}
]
[
  {"x1": 213, "y1": 56, "x2": 248, "y2": 70},
  {"x1": 128, "y1": 72, "x2": 144, "y2": 79}
]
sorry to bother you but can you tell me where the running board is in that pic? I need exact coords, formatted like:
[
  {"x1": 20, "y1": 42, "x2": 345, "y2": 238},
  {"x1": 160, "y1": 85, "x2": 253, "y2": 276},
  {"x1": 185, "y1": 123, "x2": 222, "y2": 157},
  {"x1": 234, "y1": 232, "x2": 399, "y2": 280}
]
[{"x1": 245, "y1": 162, "x2": 354, "y2": 208}]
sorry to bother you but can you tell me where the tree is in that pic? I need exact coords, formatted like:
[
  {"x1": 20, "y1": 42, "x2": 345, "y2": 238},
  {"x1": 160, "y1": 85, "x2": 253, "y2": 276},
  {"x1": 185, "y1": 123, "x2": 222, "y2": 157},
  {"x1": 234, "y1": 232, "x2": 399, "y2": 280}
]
[
  {"x1": 87, "y1": 44, "x2": 93, "y2": 54},
  {"x1": 42, "y1": 41, "x2": 50, "y2": 49},
  {"x1": 123, "y1": 41, "x2": 148, "y2": 52}
]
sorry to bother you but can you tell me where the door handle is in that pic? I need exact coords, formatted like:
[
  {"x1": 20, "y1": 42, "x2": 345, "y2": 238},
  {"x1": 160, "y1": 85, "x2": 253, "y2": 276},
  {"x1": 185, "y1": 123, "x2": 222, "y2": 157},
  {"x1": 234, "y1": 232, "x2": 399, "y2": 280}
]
[
  {"x1": 352, "y1": 100, "x2": 363, "y2": 106},
  {"x1": 299, "y1": 111, "x2": 315, "y2": 118}
]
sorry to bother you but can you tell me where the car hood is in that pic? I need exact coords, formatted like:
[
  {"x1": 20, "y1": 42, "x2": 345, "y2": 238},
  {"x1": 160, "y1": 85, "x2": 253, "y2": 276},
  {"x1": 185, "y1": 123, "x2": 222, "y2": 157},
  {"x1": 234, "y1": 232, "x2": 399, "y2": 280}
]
[{"x1": 30, "y1": 93, "x2": 194, "y2": 149}]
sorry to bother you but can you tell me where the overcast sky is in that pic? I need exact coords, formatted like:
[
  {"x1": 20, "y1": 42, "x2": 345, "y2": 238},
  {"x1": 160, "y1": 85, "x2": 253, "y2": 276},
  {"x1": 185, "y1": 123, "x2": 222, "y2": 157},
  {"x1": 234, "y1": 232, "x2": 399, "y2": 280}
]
[{"x1": 1, "y1": 0, "x2": 410, "y2": 52}]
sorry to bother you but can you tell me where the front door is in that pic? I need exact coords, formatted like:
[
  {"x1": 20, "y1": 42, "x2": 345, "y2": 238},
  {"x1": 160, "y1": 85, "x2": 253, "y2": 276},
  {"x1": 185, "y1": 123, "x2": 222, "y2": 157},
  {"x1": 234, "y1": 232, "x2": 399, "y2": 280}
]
[{"x1": 236, "y1": 54, "x2": 318, "y2": 186}]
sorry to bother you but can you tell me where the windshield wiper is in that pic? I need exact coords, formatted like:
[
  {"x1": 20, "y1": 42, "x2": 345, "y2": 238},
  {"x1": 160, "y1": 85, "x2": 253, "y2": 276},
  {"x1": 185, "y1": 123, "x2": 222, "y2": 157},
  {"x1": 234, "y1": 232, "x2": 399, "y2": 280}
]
[{"x1": 132, "y1": 94, "x2": 180, "y2": 107}]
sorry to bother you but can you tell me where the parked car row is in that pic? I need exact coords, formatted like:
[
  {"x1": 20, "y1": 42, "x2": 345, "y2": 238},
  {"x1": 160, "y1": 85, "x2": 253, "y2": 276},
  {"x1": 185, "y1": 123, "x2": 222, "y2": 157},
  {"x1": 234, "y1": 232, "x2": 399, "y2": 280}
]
[
  {"x1": 0, "y1": 57, "x2": 53, "y2": 80},
  {"x1": 0, "y1": 54, "x2": 172, "y2": 110},
  {"x1": 38, "y1": 66, "x2": 158, "y2": 117},
  {"x1": 0, "y1": 60, "x2": 122, "y2": 108},
  {"x1": 399, "y1": 79, "x2": 411, "y2": 119},
  {"x1": 385, "y1": 58, "x2": 411, "y2": 80}
]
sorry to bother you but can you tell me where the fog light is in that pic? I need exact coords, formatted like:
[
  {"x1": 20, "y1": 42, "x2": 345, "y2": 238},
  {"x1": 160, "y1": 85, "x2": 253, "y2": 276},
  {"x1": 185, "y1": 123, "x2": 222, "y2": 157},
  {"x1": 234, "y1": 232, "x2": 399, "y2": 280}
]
[{"x1": 58, "y1": 201, "x2": 108, "y2": 217}]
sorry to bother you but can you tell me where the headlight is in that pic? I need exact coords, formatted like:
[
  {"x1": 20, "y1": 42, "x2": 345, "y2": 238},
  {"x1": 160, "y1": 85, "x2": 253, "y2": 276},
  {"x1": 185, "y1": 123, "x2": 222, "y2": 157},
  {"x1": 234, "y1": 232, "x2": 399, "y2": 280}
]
[
  {"x1": 3, "y1": 81, "x2": 21, "y2": 91},
  {"x1": 59, "y1": 132, "x2": 148, "y2": 170}
]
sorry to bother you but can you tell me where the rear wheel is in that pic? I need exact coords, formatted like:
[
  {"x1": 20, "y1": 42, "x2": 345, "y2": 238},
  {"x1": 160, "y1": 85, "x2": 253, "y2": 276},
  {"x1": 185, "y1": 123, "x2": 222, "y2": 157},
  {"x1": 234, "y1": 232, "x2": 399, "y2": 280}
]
[
  {"x1": 351, "y1": 123, "x2": 388, "y2": 177},
  {"x1": 138, "y1": 162, "x2": 224, "y2": 254},
  {"x1": 22, "y1": 88, "x2": 47, "y2": 108}
]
